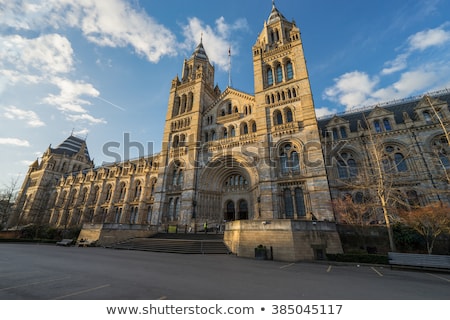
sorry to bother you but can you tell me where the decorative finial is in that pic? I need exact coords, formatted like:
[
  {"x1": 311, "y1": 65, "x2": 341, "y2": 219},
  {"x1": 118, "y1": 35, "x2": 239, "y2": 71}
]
[{"x1": 200, "y1": 32, "x2": 203, "y2": 43}]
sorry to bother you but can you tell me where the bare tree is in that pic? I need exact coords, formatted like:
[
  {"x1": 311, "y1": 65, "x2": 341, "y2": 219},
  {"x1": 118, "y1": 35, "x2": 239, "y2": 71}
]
[
  {"x1": 398, "y1": 203, "x2": 450, "y2": 254},
  {"x1": 0, "y1": 177, "x2": 20, "y2": 230},
  {"x1": 332, "y1": 194, "x2": 376, "y2": 250}
]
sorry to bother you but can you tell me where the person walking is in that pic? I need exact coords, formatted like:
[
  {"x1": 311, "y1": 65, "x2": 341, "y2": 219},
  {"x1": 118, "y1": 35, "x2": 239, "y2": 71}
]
[{"x1": 203, "y1": 221, "x2": 208, "y2": 234}]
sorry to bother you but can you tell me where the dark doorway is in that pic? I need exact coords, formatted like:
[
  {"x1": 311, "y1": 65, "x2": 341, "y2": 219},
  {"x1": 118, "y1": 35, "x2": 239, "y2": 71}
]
[
  {"x1": 238, "y1": 200, "x2": 248, "y2": 220},
  {"x1": 224, "y1": 200, "x2": 235, "y2": 221}
]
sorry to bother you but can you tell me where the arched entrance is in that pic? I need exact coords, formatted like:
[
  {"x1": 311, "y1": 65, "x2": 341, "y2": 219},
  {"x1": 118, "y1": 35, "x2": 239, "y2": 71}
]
[
  {"x1": 195, "y1": 155, "x2": 259, "y2": 225},
  {"x1": 238, "y1": 199, "x2": 248, "y2": 220},
  {"x1": 224, "y1": 200, "x2": 235, "y2": 221}
]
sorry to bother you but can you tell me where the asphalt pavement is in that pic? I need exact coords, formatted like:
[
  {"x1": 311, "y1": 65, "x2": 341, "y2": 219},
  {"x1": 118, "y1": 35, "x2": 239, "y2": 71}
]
[{"x1": 0, "y1": 243, "x2": 449, "y2": 300}]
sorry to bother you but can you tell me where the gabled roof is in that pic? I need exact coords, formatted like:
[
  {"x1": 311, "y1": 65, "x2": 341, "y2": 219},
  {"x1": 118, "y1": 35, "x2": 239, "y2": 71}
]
[
  {"x1": 317, "y1": 91, "x2": 450, "y2": 133},
  {"x1": 51, "y1": 135, "x2": 90, "y2": 160}
]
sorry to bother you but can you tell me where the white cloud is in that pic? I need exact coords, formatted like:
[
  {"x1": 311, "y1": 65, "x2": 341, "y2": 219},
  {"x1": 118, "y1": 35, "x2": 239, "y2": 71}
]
[
  {"x1": 315, "y1": 107, "x2": 338, "y2": 118},
  {"x1": 43, "y1": 77, "x2": 100, "y2": 114},
  {"x1": 323, "y1": 71, "x2": 379, "y2": 109},
  {"x1": 0, "y1": 0, "x2": 178, "y2": 63},
  {"x1": 181, "y1": 16, "x2": 249, "y2": 71},
  {"x1": 408, "y1": 26, "x2": 450, "y2": 51},
  {"x1": 0, "y1": 138, "x2": 30, "y2": 147},
  {"x1": 0, "y1": 34, "x2": 74, "y2": 76},
  {"x1": 3, "y1": 106, "x2": 45, "y2": 127},
  {"x1": 66, "y1": 113, "x2": 106, "y2": 124},
  {"x1": 381, "y1": 53, "x2": 409, "y2": 75}
]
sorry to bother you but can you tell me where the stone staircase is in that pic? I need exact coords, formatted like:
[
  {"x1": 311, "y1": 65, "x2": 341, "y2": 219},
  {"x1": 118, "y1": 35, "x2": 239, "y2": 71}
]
[{"x1": 107, "y1": 233, "x2": 230, "y2": 254}]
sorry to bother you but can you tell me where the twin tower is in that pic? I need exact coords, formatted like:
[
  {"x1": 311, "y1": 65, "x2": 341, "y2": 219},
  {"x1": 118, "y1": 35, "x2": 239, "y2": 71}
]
[{"x1": 10, "y1": 3, "x2": 343, "y2": 261}]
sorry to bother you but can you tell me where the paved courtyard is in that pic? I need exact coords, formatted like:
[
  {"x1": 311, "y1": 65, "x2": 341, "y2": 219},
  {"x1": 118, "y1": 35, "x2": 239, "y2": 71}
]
[{"x1": 0, "y1": 243, "x2": 449, "y2": 300}]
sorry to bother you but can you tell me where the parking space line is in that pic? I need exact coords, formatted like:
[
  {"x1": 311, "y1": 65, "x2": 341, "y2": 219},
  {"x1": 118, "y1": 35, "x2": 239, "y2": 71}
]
[
  {"x1": 426, "y1": 273, "x2": 450, "y2": 283},
  {"x1": 371, "y1": 267, "x2": 383, "y2": 277},
  {"x1": 280, "y1": 263, "x2": 295, "y2": 269},
  {"x1": 327, "y1": 265, "x2": 332, "y2": 272},
  {"x1": 0, "y1": 276, "x2": 71, "y2": 291},
  {"x1": 52, "y1": 284, "x2": 111, "y2": 299}
]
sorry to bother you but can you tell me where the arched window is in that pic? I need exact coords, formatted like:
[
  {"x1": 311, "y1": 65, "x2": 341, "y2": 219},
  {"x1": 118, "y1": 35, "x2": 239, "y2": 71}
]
[
  {"x1": 119, "y1": 183, "x2": 126, "y2": 201},
  {"x1": 337, "y1": 152, "x2": 358, "y2": 178},
  {"x1": 340, "y1": 127, "x2": 347, "y2": 138},
  {"x1": 177, "y1": 170, "x2": 184, "y2": 185},
  {"x1": 383, "y1": 146, "x2": 408, "y2": 173},
  {"x1": 332, "y1": 128, "x2": 338, "y2": 140},
  {"x1": 211, "y1": 130, "x2": 216, "y2": 141},
  {"x1": 173, "y1": 135, "x2": 179, "y2": 148},
  {"x1": 223, "y1": 128, "x2": 228, "y2": 139},
  {"x1": 134, "y1": 181, "x2": 142, "y2": 200},
  {"x1": 242, "y1": 123, "x2": 249, "y2": 135},
  {"x1": 294, "y1": 187, "x2": 306, "y2": 217},
  {"x1": 173, "y1": 198, "x2": 180, "y2": 221},
  {"x1": 286, "y1": 62, "x2": 293, "y2": 80},
  {"x1": 286, "y1": 109, "x2": 293, "y2": 123},
  {"x1": 276, "y1": 64, "x2": 283, "y2": 83},
  {"x1": 267, "y1": 68, "x2": 273, "y2": 86},
  {"x1": 374, "y1": 120, "x2": 382, "y2": 133},
  {"x1": 167, "y1": 198, "x2": 173, "y2": 221},
  {"x1": 251, "y1": 122, "x2": 257, "y2": 132},
  {"x1": 279, "y1": 143, "x2": 300, "y2": 175},
  {"x1": 383, "y1": 118, "x2": 392, "y2": 131},
  {"x1": 105, "y1": 185, "x2": 112, "y2": 202},
  {"x1": 230, "y1": 126, "x2": 236, "y2": 137},
  {"x1": 283, "y1": 189, "x2": 294, "y2": 218},
  {"x1": 394, "y1": 153, "x2": 408, "y2": 172},
  {"x1": 274, "y1": 110, "x2": 283, "y2": 125}
]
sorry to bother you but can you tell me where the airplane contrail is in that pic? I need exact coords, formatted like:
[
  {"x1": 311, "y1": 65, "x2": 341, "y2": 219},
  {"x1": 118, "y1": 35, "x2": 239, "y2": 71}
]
[{"x1": 96, "y1": 96, "x2": 126, "y2": 111}]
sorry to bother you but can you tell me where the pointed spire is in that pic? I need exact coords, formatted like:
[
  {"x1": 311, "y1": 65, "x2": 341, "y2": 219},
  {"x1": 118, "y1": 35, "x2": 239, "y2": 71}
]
[
  {"x1": 190, "y1": 38, "x2": 209, "y2": 60},
  {"x1": 267, "y1": 0, "x2": 287, "y2": 24}
]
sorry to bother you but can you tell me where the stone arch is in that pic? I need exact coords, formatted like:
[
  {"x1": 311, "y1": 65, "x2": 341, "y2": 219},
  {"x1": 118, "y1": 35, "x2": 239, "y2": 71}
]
[{"x1": 197, "y1": 155, "x2": 259, "y2": 223}]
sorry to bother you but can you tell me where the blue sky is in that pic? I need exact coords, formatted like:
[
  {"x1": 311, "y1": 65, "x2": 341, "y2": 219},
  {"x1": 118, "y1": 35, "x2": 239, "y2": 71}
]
[{"x1": 1, "y1": 0, "x2": 450, "y2": 188}]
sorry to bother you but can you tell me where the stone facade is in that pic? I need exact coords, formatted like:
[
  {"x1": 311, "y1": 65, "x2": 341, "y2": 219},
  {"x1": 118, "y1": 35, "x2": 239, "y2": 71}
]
[{"x1": 8, "y1": 4, "x2": 450, "y2": 260}]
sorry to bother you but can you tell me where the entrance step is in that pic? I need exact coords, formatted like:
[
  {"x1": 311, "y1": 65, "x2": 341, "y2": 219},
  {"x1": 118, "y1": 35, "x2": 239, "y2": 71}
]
[{"x1": 108, "y1": 234, "x2": 230, "y2": 254}]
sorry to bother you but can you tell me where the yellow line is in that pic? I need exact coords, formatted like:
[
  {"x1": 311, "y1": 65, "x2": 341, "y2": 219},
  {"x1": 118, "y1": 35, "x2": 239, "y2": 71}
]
[
  {"x1": 371, "y1": 267, "x2": 383, "y2": 277},
  {"x1": 327, "y1": 265, "x2": 332, "y2": 272},
  {"x1": 280, "y1": 263, "x2": 295, "y2": 269},
  {"x1": 426, "y1": 273, "x2": 450, "y2": 282},
  {"x1": 52, "y1": 284, "x2": 111, "y2": 299},
  {"x1": 0, "y1": 276, "x2": 71, "y2": 291},
  {"x1": 158, "y1": 296, "x2": 168, "y2": 300}
]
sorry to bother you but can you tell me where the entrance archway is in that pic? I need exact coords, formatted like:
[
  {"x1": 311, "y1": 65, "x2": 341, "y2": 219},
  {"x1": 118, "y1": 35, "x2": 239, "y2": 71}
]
[
  {"x1": 238, "y1": 199, "x2": 248, "y2": 220},
  {"x1": 224, "y1": 200, "x2": 235, "y2": 221}
]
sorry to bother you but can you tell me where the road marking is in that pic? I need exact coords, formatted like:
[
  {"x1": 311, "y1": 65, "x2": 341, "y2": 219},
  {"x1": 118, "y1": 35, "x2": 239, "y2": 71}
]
[
  {"x1": 371, "y1": 267, "x2": 383, "y2": 277},
  {"x1": 426, "y1": 273, "x2": 450, "y2": 282},
  {"x1": 327, "y1": 265, "x2": 332, "y2": 272},
  {"x1": 280, "y1": 263, "x2": 295, "y2": 269},
  {"x1": 0, "y1": 276, "x2": 71, "y2": 291},
  {"x1": 52, "y1": 284, "x2": 111, "y2": 299},
  {"x1": 0, "y1": 270, "x2": 41, "y2": 278},
  {"x1": 158, "y1": 296, "x2": 168, "y2": 300}
]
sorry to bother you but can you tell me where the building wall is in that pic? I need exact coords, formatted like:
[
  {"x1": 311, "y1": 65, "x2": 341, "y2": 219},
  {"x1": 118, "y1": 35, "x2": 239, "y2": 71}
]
[{"x1": 8, "y1": 4, "x2": 450, "y2": 244}]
